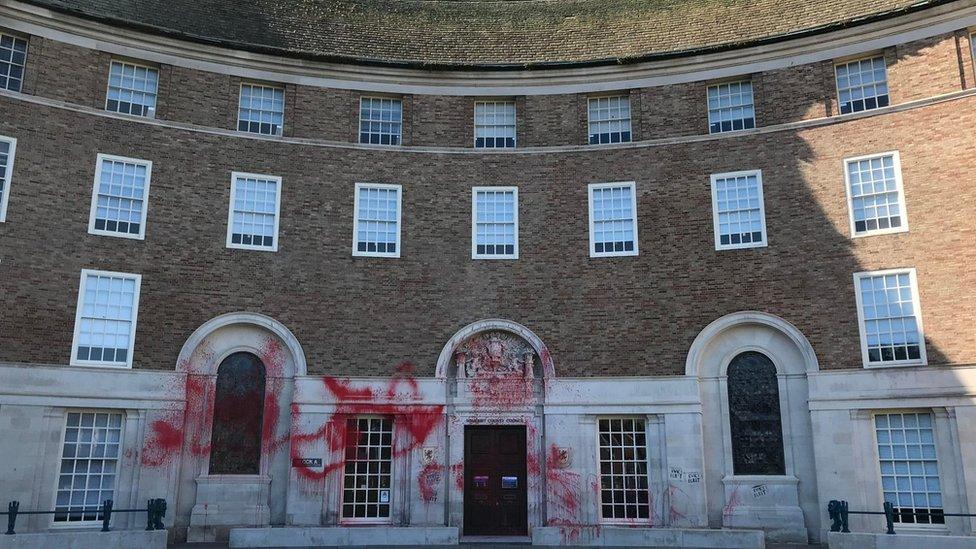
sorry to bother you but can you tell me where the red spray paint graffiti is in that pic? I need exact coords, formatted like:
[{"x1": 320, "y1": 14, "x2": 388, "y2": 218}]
[
  {"x1": 418, "y1": 461, "x2": 445, "y2": 503},
  {"x1": 141, "y1": 336, "x2": 291, "y2": 468}
]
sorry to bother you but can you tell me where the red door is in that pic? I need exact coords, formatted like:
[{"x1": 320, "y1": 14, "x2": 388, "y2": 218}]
[{"x1": 463, "y1": 425, "x2": 528, "y2": 536}]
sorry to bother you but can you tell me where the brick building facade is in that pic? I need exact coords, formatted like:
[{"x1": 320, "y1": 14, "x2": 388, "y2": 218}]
[{"x1": 1, "y1": 0, "x2": 975, "y2": 546}]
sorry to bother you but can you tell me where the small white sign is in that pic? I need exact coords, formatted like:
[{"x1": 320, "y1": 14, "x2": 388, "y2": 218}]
[{"x1": 380, "y1": 490, "x2": 390, "y2": 503}]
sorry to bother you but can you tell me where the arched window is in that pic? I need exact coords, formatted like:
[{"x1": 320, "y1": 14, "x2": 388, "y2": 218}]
[
  {"x1": 209, "y1": 352, "x2": 266, "y2": 475},
  {"x1": 727, "y1": 351, "x2": 786, "y2": 475}
]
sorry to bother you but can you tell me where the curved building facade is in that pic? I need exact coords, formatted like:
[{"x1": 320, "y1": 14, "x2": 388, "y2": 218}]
[{"x1": 1, "y1": 0, "x2": 975, "y2": 545}]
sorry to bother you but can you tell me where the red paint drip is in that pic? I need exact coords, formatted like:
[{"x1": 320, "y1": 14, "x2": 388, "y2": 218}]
[{"x1": 451, "y1": 462, "x2": 464, "y2": 491}]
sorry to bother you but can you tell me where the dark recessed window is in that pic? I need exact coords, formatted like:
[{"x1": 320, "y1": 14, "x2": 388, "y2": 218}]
[
  {"x1": 0, "y1": 33, "x2": 28, "y2": 92},
  {"x1": 728, "y1": 351, "x2": 786, "y2": 475}
]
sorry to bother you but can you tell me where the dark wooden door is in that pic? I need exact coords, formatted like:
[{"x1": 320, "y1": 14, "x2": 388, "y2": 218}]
[{"x1": 463, "y1": 425, "x2": 528, "y2": 536}]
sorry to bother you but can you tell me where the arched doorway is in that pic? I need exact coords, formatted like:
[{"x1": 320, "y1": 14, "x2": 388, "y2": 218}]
[{"x1": 436, "y1": 319, "x2": 554, "y2": 538}]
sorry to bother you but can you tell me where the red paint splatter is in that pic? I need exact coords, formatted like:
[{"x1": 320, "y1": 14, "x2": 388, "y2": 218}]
[
  {"x1": 451, "y1": 462, "x2": 464, "y2": 491},
  {"x1": 418, "y1": 461, "x2": 444, "y2": 503},
  {"x1": 546, "y1": 444, "x2": 581, "y2": 524},
  {"x1": 141, "y1": 419, "x2": 183, "y2": 466},
  {"x1": 289, "y1": 367, "x2": 445, "y2": 482},
  {"x1": 722, "y1": 485, "x2": 741, "y2": 518}
]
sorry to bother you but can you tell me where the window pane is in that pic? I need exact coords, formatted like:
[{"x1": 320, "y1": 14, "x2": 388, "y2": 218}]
[
  {"x1": 876, "y1": 412, "x2": 944, "y2": 524},
  {"x1": 359, "y1": 98, "x2": 402, "y2": 145},
  {"x1": 238, "y1": 84, "x2": 284, "y2": 136},
  {"x1": 54, "y1": 412, "x2": 123, "y2": 523},
  {"x1": 473, "y1": 189, "x2": 517, "y2": 258},
  {"x1": 847, "y1": 154, "x2": 904, "y2": 235},
  {"x1": 598, "y1": 417, "x2": 648, "y2": 520},
  {"x1": 342, "y1": 417, "x2": 394, "y2": 519},
  {"x1": 0, "y1": 33, "x2": 27, "y2": 92},
  {"x1": 92, "y1": 157, "x2": 150, "y2": 237},
  {"x1": 354, "y1": 185, "x2": 400, "y2": 256},
  {"x1": 590, "y1": 184, "x2": 637, "y2": 256},
  {"x1": 75, "y1": 273, "x2": 138, "y2": 365},
  {"x1": 712, "y1": 172, "x2": 765, "y2": 249},
  {"x1": 229, "y1": 175, "x2": 279, "y2": 249},
  {"x1": 857, "y1": 271, "x2": 922, "y2": 364},
  {"x1": 588, "y1": 96, "x2": 632, "y2": 145},
  {"x1": 836, "y1": 57, "x2": 889, "y2": 114},
  {"x1": 708, "y1": 81, "x2": 755, "y2": 133},
  {"x1": 474, "y1": 101, "x2": 516, "y2": 148},
  {"x1": 105, "y1": 61, "x2": 158, "y2": 117}
]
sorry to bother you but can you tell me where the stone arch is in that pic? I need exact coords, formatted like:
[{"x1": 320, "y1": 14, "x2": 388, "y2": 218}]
[
  {"x1": 686, "y1": 310, "x2": 820, "y2": 542},
  {"x1": 174, "y1": 312, "x2": 304, "y2": 536},
  {"x1": 685, "y1": 311, "x2": 819, "y2": 377},
  {"x1": 435, "y1": 318, "x2": 555, "y2": 378},
  {"x1": 176, "y1": 311, "x2": 307, "y2": 377}
]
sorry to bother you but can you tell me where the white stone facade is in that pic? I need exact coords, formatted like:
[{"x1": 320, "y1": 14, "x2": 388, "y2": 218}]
[{"x1": 1, "y1": 312, "x2": 974, "y2": 546}]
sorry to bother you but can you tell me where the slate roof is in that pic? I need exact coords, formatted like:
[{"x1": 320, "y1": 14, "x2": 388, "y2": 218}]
[{"x1": 22, "y1": 0, "x2": 954, "y2": 68}]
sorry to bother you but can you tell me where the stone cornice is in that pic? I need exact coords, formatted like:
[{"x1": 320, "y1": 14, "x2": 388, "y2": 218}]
[{"x1": 1, "y1": 0, "x2": 975, "y2": 95}]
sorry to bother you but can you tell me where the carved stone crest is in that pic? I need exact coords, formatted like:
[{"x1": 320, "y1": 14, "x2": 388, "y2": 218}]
[{"x1": 455, "y1": 331, "x2": 536, "y2": 378}]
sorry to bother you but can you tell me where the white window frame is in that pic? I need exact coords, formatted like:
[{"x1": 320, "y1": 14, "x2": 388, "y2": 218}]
[
  {"x1": 835, "y1": 55, "x2": 889, "y2": 115},
  {"x1": 358, "y1": 96, "x2": 403, "y2": 146},
  {"x1": 352, "y1": 182, "x2": 402, "y2": 258},
  {"x1": 0, "y1": 135, "x2": 16, "y2": 222},
  {"x1": 104, "y1": 59, "x2": 158, "y2": 118},
  {"x1": 87, "y1": 154, "x2": 152, "y2": 240},
  {"x1": 236, "y1": 82, "x2": 285, "y2": 136},
  {"x1": 706, "y1": 80, "x2": 756, "y2": 134},
  {"x1": 710, "y1": 169, "x2": 768, "y2": 251},
  {"x1": 340, "y1": 415, "x2": 395, "y2": 524},
  {"x1": 70, "y1": 269, "x2": 142, "y2": 369},
  {"x1": 225, "y1": 171, "x2": 282, "y2": 252},
  {"x1": 843, "y1": 151, "x2": 909, "y2": 238},
  {"x1": 587, "y1": 181, "x2": 639, "y2": 258},
  {"x1": 51, "y1": 409, "x2": 125, "y2": 528},
  {"x1": 473, "y1": 100, "x2": 517, "y2": 148},
  {"x1": 596, "y1": 416, "x2": 651, "y2": 524},
  {"x1": 587, "y1": 95, "x2": 633, "y2": 145},
  {"x1": 853, "y1": 268, "x2": 927, "y2": 368},
  {"x1": 871, "y1": 410, "x2": 947, "y2": 529},
  {"x1": 471, "y1": 186, "x2": 519, "y2": 260}
]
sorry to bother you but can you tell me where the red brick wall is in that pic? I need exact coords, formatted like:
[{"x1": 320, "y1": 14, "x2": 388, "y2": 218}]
[
  {"x1": 0, "y1": 93, "x2": 974, "y2": 375},
  {"x1": 1, "y1": 29, "x2": 974, "y2": 376}
]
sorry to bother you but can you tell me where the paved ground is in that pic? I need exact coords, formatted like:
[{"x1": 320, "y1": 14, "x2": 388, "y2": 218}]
[{"x1": 171, "y1": 543, "x2": 826, "y2": 549}]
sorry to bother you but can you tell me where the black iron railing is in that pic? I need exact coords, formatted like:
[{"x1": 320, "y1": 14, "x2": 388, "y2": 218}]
[
  {"x1": 2, "y1": 498, "x2": 166, "y2": 535},
  {"x1": 828, "y1": 499, "x2": 975, "y2": 535}
]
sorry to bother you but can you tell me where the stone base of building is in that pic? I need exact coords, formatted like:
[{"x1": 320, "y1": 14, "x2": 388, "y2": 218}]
[
  {"x1": 228, "y1": 526, "x2": 460, "y2": 547},
  {"x1": 827, "y1": 531, "x2": 976, "y2": 548},
  {"x1": 530, "y1": 526, "x2": 765, "y2": 547},
  {"x1": 0, "y1": 529, "x2": 168, "y2": 549}
]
